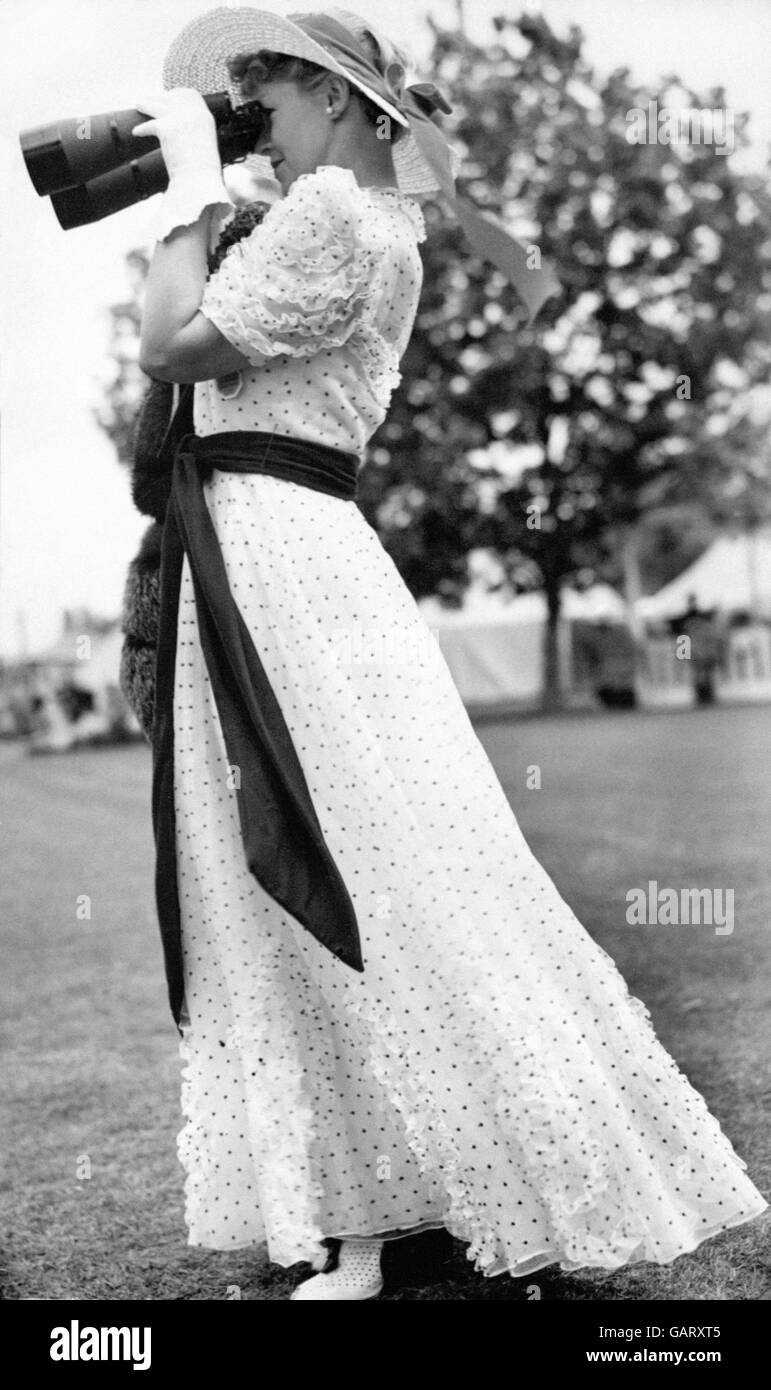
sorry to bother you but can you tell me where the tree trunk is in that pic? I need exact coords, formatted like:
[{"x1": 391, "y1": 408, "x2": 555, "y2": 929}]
[
  {"x1": 541, "y1": 582, "x2": 562, "y2": 710},
  {"x1": 618, "y1": 521, "x2": 645, "y2": 641}
]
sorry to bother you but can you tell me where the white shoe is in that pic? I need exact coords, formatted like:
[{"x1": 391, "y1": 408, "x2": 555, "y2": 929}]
[
  {"x1": 290, "y1": 1273, "x2": 384, "y2": 1300},
  {"x1": 291, "y1": 1239, "x2": 384, "y2": 1301}
]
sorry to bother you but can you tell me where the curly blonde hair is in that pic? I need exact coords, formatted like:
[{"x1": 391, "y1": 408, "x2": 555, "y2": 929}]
[{"x1": 227, "y1": 8, "x2": 413, "y2": 142}]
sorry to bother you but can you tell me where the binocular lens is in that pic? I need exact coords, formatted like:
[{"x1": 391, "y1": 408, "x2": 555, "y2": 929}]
[
  {"x1": 19, "y1": 125, "x2": 74, "y2": 197},
  {"x1": 19, "y1": 94, "x2": 267, "y2": 230},
  {"x1": 20, "y1": 111, "x2": 162, "y2": 197},
  {"x1": 50, "y1": 151, "x2": 169, "y2": 230}
]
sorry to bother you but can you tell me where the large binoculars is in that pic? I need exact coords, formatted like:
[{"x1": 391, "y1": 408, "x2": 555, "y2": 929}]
[{"x1": 19, "y1": 93, "x2": 268, "y2": 230}]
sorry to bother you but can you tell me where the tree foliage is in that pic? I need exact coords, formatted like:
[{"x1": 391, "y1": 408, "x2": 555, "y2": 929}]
[{"x1": 360, "y1": 14, "x2": 771, "y2": 575}]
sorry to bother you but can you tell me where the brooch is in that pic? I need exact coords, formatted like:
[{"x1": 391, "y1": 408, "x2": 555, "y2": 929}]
[{"x1": 216, "y1": 371, "x2": 243, "y2": 399}]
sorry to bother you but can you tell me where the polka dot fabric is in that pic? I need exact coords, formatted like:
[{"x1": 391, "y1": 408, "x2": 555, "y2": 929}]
[
  {"x1": 172, "y1": 168, "x2": 767, "y2": 1278},
  {"x1": 196, "y1": 165, "x2": 425, "y2": 455}
]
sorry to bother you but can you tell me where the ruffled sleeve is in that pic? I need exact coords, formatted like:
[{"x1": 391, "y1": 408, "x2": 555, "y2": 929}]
[{"x1": 199, "y1": 165, "x2": 375, "y2": 366}]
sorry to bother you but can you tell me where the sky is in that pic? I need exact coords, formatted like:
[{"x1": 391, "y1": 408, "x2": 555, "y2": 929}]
[{"x1": 2, "y1": 0, "x2": 771, "y2": 657}]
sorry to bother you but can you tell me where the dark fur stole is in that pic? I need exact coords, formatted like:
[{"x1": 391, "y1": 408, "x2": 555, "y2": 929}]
[{"x1": 119, "y1": 201, "x2": 270, "y2": 741}]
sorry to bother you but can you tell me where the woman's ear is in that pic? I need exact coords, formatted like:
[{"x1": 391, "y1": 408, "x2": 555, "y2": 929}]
[{"x1": 324, "y1": 73, "x2": 352, "y2": 119}]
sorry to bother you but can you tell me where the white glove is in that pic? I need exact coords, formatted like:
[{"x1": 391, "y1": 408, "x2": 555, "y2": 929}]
[{"x1": 131, "y1": 88, "x2": 235, "y2": 249}]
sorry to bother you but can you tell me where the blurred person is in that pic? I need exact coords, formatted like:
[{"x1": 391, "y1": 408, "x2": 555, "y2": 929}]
[{"x1": 672, "y1": 593, "x2": 725, "y2": 706}]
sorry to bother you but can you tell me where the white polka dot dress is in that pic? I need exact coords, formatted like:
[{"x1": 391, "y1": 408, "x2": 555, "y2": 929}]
[{"x1": 171, "y1": 165, "x2": 767, "y2": 1276}]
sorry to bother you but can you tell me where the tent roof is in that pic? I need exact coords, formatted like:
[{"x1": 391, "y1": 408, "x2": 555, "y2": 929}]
[
  {"x1": 636, "y1": 528, "x2": 771, "y2": 620},
  {"x1": 30, "y1": 622, "x2": 124, "y2": 686}
]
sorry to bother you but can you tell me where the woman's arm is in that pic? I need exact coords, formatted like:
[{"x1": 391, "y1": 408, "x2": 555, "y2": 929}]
[
  {"x1": 138, "y1": 208, "x2": 252, "y2": 383},
  {"x1": 131, "y1": 89, "x2": 254, "y2": 383}
]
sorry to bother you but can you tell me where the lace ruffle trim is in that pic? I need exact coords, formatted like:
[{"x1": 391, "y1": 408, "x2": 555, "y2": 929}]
[
  {"x1": 179, "y1": 935, "x2": 761, "y2": 1276},
  {"x1": 345, "y1": 918, "x2": 760, "y2": 1275},
  {"x1": 363, "y1": 189, "x2": 427, "y2": 244},
  {"x1": 199, "y1": 166, "x2": 415, "y2": 408},
  {"x1": 178, "y1": 1011, "x2": 328, "y2": 1269},
  {"x1": 290, "y1": 165, "x2": 427, "y2": 244}
]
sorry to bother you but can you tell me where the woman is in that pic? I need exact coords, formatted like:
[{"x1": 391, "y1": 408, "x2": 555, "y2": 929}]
[{"x1": 133, "y1": 7, "x2": 767, "y2": 1300}]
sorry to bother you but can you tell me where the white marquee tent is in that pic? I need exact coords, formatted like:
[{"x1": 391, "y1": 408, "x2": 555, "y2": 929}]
[
  {"x1": 418, "y1": 582, "x2": 627, "y2": 708},
  {"x1": 635, "y1": 528, "x2": 771, "y2": 623}
]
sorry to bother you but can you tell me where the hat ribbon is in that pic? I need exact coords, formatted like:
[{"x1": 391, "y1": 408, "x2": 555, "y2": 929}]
[{"x1": 296, "y1": 13, "x2": 561, "y2": 324}]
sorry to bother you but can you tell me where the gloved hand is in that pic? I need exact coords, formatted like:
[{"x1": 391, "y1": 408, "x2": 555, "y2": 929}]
[
  {"x1": 132, "y1": 88, "x2": 235, "y2": 247},
  {"x1": 132, "y1": 88, "x2": 221, "y2": 181}
]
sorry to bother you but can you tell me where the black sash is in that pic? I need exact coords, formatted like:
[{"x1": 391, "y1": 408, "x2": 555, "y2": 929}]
[{"x1": 151, "y1": 407, "x2": 364, "y2": 1030}]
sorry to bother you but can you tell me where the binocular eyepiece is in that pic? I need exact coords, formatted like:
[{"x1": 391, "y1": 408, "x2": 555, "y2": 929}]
[{"x1": 19, "y1": 93, "x2": 268, "y2": 229}]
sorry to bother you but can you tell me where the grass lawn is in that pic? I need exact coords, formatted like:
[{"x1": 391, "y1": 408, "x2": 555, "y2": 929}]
[{"x1": 1, "y1": 704, "x2": 769, "y2": 1301}]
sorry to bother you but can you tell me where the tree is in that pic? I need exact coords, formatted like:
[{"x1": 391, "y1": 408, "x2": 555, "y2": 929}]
[{"x1": 358, "y1": 11, "x2": 771, "y2": 703}]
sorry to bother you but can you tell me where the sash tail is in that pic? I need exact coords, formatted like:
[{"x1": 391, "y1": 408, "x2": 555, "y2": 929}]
[
  {"x1": 151, "y1": 436, "x2": 364, "y2": 1030},
  {"x1": 150, "y1": 458, "x2": 187, "y2": 1029}
]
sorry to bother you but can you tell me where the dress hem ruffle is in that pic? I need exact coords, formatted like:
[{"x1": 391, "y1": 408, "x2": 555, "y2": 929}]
[{"x1": 178, "y1": 1204, "x2": 769, "y2": 1280}]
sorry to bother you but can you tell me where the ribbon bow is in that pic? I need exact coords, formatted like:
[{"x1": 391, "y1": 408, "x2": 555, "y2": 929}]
[{"x1": 396, "y1": 80, "x2": 453, "y2": 118}]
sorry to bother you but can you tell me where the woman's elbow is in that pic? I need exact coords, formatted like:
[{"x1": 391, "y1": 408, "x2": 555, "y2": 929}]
[
  {"x1": 138, "y1": 313, "x2": 250, "y2": 383},
  {"x1": 139, "y1": 338, "x2": 170, "y2": 380},
  {"x1": 138, "y1": 340, "x2": 237, "y2": 383},
  {"x1": 139, "y1": 346, "x2": 196, "y2": 384}
]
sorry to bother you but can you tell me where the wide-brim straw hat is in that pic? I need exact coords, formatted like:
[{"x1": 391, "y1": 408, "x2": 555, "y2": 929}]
[
  {"x1": 162, "y1": 6, "x2": 448, "y2": 197},
  {"x1": 162, "y1": 6, "x2": 561, "y2": 323}
]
